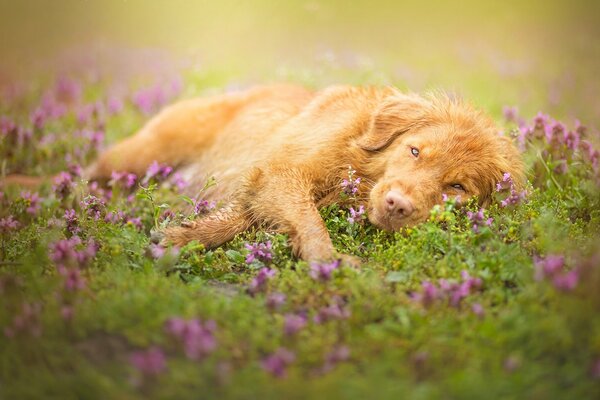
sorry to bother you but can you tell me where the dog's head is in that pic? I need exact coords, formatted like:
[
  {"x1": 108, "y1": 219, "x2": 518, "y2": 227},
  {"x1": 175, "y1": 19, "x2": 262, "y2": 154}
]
[{"x1": 360, "y1": 91, "x2": 525, "y2": 231}]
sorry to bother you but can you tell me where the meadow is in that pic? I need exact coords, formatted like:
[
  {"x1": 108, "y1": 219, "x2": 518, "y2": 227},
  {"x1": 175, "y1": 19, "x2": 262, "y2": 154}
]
[{"x1": 1, "y1": 1, "x2": 599, "y2": 399}]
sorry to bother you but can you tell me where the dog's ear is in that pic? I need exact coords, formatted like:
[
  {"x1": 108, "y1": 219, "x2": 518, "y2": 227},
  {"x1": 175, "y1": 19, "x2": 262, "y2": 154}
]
[{"x1": 358, "y1": 94, "x2": 431, "y2": 151}]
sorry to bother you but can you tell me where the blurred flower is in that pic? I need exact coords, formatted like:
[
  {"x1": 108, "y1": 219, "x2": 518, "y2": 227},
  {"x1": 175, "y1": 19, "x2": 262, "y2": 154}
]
[
  {"x1": 0, "y1": 215, "x2": 20, "y2": 232},
  {"x1": 319, "y1": 345, "x2": 351, "y2": 373},
  {"x1": 283, "y1": 314, "x2": 307, "y2": 336},
  {"x1": 130, "y1": 347, "x2": 167, "y2": 376},
  {"x1": 248, "y1": 267, "x2": 277, "y2": 295},
  {"x1": 261, "y1": 348, "x2": 295, "y2": 378},
  {"x1": 4, "y1": 302, "x2": 43, "y2": 338},
  {"x1": 244, "y1": 241, "x2": 273, "y2": 264},
  {"x1": 265, "y1": 292, "x2": 286, "y2": 311},
  {"x1": 53, "y1": 171, "x2": 75, "y2": 199},
  {"x1": 165, "y1": 317, "x2": 217, "y2": 360},
  {"x1": 466, "y1": 208, "x2": 493, "y2": 233},
  {"x1": 309, "y1": 259, "x2": 340, "y2": 282},
  {"x1": 471, "y1": 303, "x2": 485, "y2": 318},
  {"x1": 110, "y1": 171, "x2": 138, "y2": 189},
  {"x1": 54, "y1": 76, "x2": 82, "y2": 103},
  {"x1": 412, "y1": 270, "x2": 482, "y2": 308},
  {"x1": 20, "y1": 191, "x2": 41, "y2": 215},
  {"x1": 534, "y1": 254, "x2": 579, "y2": 292},
  {"x1": 313, "y1": 302, "x2": 351, "y2": 324},
  {"x1": 142, "y1": 161, "x2": 173, "y2": 184},
  {"x1": 171, "y1": 172, "x2": 188, "y2": 192},
  {"x1": 502, "y1": 106, "x2": 519, "y2": 122}
]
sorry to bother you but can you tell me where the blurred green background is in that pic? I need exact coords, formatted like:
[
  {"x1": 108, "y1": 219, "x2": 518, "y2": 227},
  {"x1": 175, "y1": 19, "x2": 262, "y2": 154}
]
[{"x1": 1, "y1": 0, "x2": 599, "y2": 125}]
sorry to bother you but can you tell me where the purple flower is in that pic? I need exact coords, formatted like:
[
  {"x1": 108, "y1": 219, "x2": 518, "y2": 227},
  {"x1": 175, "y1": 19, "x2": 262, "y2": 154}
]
[
  {"x1": 341, "y1": 166, "x2": 361, "y2": 196},
  {"x1": 261, "y1": 348, "x2": 295, "y2": 378},
  {"x1": 106, "y1": 96, "x2": 124, "y2": 115},
  {"x1": 411, "y1": 281, "x2": 439, "y2": 307},
  {"x1": 466, "y1": 208, "x2": 493, "y2": 233},
  {"x1": 0, "y1": 116, "x2": 17, "y2": 135},
  {"x1": 53, "y1": 172, "x2": 75, "y2": 199},
  {"x1": 471, "y1": 303, "x2": 485, "y2": 317},
  {"x1": 142, "y1": 161, "x2": 173, "y2": 184},
  {"x1": 110, "y1": 171, "x2": 138, "y2": 189},
  {"x1": 592, "y1": 358, "x2": 600, "y2": 379},
  {"x1": 165, "y1": 317, "x2": 217, "y2": 360},
  {"x1": 54, "y1": 76, "x2": 82, "y2": 103},
  {"x1": 502, "y1": 106, "x2": 519, "y2": 122},
  {"x1": 309, "y1": 259, "x2": 340, "y2": 282},
  {"x1": 20, "y1": 191, "x2": 41, "y2": 215},
  {"x1": 244, "y1": 241, "x2": 273, "y2": 264},
  {"x1": 552, "y1": 269, "x2": 579, "y2": 292},
  {"x1": 534, "y1": 255, "x2": 565, "y2": 280},
  {"x1": 0, "y1": 215, "x2": 20, "y2": 232},
  {"x1": 130, "y1": 347, "x2": 167, "y2": 376},
  {"x1": 49, "y1": 236, "x2": 97, "y2": 269},
  {"x1": 496, "y1": 173, "x2": 527, "y2": 207},
  {"x1": 126, "y1": 216, "x2": 143, "y2": 230},
  {"x1": 193, "y1": 198, "x2": 216, "y2": 215},
  {"x1": 347, "y1": 205, "x2": 365, "y2": 224},
  {"x1": 171, "y1": 172, "x2": 188, "y2": 192},
  {"x1": 313, "y1": 303, "x2": 351, "y2": 324},
  {"x1": 283, "y1": 314, "x2": 307, "y2": 336},
  {"x1": 265, "y1": 292, "x2": 286, "y2": 311},
  {"x1": 4, "y1": 302, "x2": 43, "y2": 338},
  {"x1": 64, "y1": 208, "x2": 81, "y2": 235},
  {"x1": 248, "y1": 267, "x2": 277, "y2": 295},
  {"x1": 318, "y1": 345, "x2": 351, "y2": 373},
  {"x1": 81, "y1": 195, "x2": 106, "y2": 220},
  {"x1": 61, "y1": 268, "x2": 87, "y2": 292},
  {"x1": 149, "y1": 243, "x2": 179, "y2": 260}
]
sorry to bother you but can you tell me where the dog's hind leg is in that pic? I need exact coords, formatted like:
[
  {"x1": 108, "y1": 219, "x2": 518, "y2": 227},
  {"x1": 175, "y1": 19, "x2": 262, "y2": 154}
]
[{"x1": 158, "y1": 203, "x2": 251, "y2": 249}]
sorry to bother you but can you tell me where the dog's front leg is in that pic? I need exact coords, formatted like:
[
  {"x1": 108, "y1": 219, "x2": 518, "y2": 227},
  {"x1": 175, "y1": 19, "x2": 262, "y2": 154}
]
[{"x1": 248, "y1": 167, "x2": 335, "y2": 262}]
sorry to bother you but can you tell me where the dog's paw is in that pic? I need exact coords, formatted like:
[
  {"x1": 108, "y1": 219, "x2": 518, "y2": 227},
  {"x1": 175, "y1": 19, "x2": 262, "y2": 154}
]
[{"x1": 337, "y1": 254, "x2": 362, "y2": 269}]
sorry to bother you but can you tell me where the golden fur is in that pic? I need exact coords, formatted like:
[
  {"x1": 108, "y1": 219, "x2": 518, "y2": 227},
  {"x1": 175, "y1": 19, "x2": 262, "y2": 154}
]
[{"x1": 31, "y1": 84, "x2": 529, "y2": 261}]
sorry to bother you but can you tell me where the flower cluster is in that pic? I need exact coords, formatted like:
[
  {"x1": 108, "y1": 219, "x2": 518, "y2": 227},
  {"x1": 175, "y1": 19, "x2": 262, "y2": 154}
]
[
  {"x1": 142, "y1": 161, "x2": 173, "y2": 185},
  {"x1": 318, "y1": 345, "x2": 351, "y2": 374},
  {"x1": 466, "y1": 208, "x2": 493, "y2": 233},
  {"x1": 193, "y1": 198, "x2": 216, "y2": 215},
  {"x1": 341, "y1": 165, "x2": 361, "y2": 196},
  {"x1": 347, "y1": 205, "x2": 365, "y2": 224},
  {"x1": 309, "y1": 259, "x2": 340, "y2": 282},
  {"x1": 283, "y1": 314, "x2": 307, "y2": 336},
  {"x1": 4, "y1": 302, "x2": 43, "y2": 338},
  {"x1": 109, "y1": 171, "x2": 138, "y2": 189},
  {"x1": 0, "y1": 215, "x2": 20, "y2": 233},
  {"x1": 412, "y1": 270, "x2": 483, "y2": 308},
  {"x1": 534, "y1": 254, "x2": 579, "y2": 292},
  {"x1": 313, "y1": 300, "x2": 351, "y2": 324},
  {"x1": 165, "y1": 317, "x2": 218, "y2": 360},
  {"x1": 244, "y1": 241, "x2": 273, "y2": 264},
  {"x1": 261, "y1": 348, "x2": 296, "y2": 378},
  {"x1": 129, "y1": 347, "x2": 167, "y2": 377},
  {"x1": 496, "y1": 173, "x2": 527, "y2": 208},
  {"x1": 20, "y1": 191, "x2": 41, "y2": 215},
  {"x1": 132, "y1": 78, "x2": 182, "y2": 115},
  {"x1": 248, "y1": 267, "x2": 277, "y2": 295},
  {"x1": 265, "y1": 292, "x2": 286, "y2": 311},
  {"x1": 81, "y1": 195, "x2": 106, "y2": 220},
  {"x1": 508, "y1": 109, "x2": 599, "y2": 174},
  {"x1": 52, "y1": 171, "x2": 76, "y2": 199}
]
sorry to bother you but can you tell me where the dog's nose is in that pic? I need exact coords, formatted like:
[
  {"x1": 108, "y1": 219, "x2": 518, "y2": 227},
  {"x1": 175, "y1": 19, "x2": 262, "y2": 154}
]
[{"x1": 385, "y1": 190, "x2": 414, "y2": 217}]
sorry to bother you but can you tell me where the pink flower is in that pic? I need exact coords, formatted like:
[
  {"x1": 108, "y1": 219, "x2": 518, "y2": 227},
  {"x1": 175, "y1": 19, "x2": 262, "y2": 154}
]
[
  {"x1": 20, "y1": 191, "x2": 41, "y2": 215},
  {"x1": 347, "y1": 205, "x2": 365, "y2": 224},
  {"x1": 244, "y1": 241, "x2": 273, "y2": 264},
  {"x1": 130, "y1": 347, "x2": 167, "y2": 376},
  {"x1": 309, "y1": 260, "x2": 340, "y2": 282},
  {"x1": 165, "y1": 317, "x2": 217, "y2": 360},
  {"x1": 283, "y1": 314, "x2": 307, "y2": 336},
  {"x1": 248, "y1": 267, "x2": 277, "y2": 295},
  {"x1": 261, "y1": 348, "x2": 295, "y2": 378},
  {"x1": 265, "y1": 292, "x2": 286, "y2": 311}
]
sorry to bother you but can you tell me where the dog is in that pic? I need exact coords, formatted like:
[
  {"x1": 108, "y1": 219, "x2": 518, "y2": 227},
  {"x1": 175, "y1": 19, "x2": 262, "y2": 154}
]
[{"x1": 79, "y1": 84, "x2": 525, "y2": 261}]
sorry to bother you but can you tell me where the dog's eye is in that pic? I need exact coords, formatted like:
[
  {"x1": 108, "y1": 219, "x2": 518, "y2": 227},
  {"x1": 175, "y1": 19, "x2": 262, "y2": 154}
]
[
  {"x1": 450, "y1": 183, "x2": 465, "y2": 191},
  {"x1": 410, "y1": 147, "x2": 419, "y2": 157}
]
